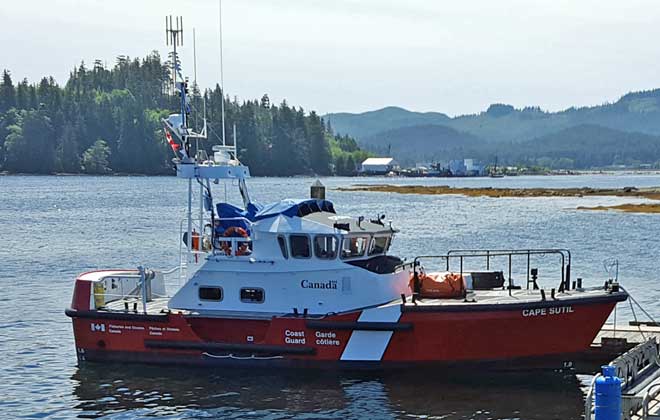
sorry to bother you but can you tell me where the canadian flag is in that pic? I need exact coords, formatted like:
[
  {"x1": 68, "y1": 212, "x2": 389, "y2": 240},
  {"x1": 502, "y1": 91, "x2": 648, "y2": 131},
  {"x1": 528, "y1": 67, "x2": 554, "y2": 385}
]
[
  {"x1": 90, "y1": 323, "x2": 106, "y2": 332},
  {"x1": 165, "y1": 129, "x2": 180, "y2": 152}
]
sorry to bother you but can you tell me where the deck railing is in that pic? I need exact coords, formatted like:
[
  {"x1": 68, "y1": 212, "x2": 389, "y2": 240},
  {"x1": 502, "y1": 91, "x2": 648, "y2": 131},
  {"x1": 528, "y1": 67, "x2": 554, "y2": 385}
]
[
  {"x1": 412, "y1": 248, "x2": 573, "y2": 296},
  {"x1": 91, "y1": 267, "x2": 170, "y2": 313}
]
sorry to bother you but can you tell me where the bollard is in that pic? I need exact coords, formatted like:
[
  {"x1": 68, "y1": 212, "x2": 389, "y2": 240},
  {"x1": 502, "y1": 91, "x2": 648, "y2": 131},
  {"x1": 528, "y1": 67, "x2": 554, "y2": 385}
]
[{"x1": 595, "y1": 365, "x2": 622, "y2": 420}]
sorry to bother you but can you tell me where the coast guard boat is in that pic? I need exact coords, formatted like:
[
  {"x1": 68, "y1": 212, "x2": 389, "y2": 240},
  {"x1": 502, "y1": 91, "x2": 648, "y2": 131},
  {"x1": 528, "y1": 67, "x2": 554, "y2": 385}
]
[{"x1": 65, "y1": 19, "x2": 628, "y2": 369}]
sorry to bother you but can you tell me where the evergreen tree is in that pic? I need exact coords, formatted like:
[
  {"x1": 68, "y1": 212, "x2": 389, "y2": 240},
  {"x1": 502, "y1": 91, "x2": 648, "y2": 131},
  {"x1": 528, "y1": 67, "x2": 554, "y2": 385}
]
[
  {"x1": 308, "y1": 111, "x2": 332, "y2": 175},
  {"x1": 345, "y1": 155, "x2": 357, "y2": 176},
  {"x1": 0, "y1": 54, "x2": 363, "y2": 176},
  {"x1": 16, "y1": 79, "x2": 30, "y2": 110},
  {"x1": 82, "y1": 139, "x2": 111, "y2": 174},
  {"x1": 55, "y1": 115, "x2": 84, "y2": 173},
  {"x1": 0, "y1": 70, "x2": 16, "y2": 113}
]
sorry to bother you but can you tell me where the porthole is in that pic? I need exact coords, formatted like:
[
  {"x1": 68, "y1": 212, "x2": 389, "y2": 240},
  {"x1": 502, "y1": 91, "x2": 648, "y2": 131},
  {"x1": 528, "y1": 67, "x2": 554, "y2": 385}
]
[
  {"x1": 240, "y1": 287, "x2": 265, "y2": 303},
  {"x1": 199, "y1": 286, "x2": 223, "y2": 301}
]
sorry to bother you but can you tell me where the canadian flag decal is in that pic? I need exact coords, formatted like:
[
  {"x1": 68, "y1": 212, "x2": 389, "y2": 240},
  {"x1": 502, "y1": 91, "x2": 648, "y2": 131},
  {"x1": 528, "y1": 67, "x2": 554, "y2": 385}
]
[{"x1": 90, "y1": 323, "x2": 106, "y2": 332}]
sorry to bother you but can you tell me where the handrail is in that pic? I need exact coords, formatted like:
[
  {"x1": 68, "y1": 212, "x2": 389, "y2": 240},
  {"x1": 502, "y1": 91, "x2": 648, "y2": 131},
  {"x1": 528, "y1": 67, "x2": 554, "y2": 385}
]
[
  {"x1": 584, "y1": 372, "x2": 601, "y2": 420},
  {"x1": 642, "y1": 383, "x2": 660, "y2": 418},
  {"x1": 412, "y1": 248, "x2": 572, "y2": 294}
]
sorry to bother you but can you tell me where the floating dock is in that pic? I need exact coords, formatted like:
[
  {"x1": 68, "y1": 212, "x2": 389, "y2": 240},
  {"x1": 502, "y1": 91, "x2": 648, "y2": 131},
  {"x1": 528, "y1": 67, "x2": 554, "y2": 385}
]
[
  {"x1": 585, "y1": 323, "x2": 660, "y2": 420},
  {"x1": 591, "y1": 324, "x2": 660, "y2": 357}
]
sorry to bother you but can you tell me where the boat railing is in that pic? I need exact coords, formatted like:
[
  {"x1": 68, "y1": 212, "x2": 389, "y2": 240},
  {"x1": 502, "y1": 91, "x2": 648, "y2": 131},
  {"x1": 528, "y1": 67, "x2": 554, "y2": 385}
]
[
  {"x1": 412, "y1": 248, "x2": 573, "y2": 295},
  {"x1": 91, "y1": 267, "x2": 169, "y2": 313}
]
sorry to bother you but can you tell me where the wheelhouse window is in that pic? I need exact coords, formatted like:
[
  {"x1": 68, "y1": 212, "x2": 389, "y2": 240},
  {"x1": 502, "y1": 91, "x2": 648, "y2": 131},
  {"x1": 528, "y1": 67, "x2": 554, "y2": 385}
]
[
  {"x1": 199, "y1": 286, "x2": 223, "y2": 301},
  {"x1": 341, "y1": 236, "x2": 369, "y2": 259},
  {"x1": 240, "y1": 287, "x2": 265, "y2": 303},
  {"x1": 277, "y1": 235, "x2": 288, "y2": 259},
  {"x1": 314, "y1": 235, "x2": 338, "y2": 259},
  {"x1": 290, "y1": 235, "x2": 311, "y2": 258},
  {"x1": 369, "y1": 236, "x2": 390, "y2": 256}
]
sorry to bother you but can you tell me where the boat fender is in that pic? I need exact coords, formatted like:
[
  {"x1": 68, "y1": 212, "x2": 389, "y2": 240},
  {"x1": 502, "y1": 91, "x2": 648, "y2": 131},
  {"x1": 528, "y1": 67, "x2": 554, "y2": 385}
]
[{"x1": 540, "y1": 289, "x2": 546, "y2": 301}]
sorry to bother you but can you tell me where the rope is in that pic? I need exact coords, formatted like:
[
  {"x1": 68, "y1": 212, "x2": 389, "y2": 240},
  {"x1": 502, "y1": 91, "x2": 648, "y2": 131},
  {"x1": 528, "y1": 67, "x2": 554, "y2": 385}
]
[
  {"x1": 621, "y1": 285, "x2": 658, "y2": 325},
  {"x1": 629, "y1": 292, "x2": 646, "y2": 341}
]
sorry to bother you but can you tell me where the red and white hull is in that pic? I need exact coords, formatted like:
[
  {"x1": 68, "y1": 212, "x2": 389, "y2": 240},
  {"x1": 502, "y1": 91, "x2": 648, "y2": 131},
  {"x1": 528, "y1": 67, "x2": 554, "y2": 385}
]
[{"x1": 66, "y1": 281, "x2": 626, "y2": 368}]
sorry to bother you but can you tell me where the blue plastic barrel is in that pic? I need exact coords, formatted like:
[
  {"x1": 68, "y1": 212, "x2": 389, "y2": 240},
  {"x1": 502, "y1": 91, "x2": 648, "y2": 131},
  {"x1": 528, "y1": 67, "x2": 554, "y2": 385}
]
[{"x1": 594, "y1": 365, "x2": 622, "y2": 420}]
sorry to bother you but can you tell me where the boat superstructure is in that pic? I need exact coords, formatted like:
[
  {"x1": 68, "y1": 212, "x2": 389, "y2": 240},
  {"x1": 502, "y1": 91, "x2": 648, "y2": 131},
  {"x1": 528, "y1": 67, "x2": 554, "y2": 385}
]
[{"x1": 65, "y1": 17, "x2": 628, "y2": 369}]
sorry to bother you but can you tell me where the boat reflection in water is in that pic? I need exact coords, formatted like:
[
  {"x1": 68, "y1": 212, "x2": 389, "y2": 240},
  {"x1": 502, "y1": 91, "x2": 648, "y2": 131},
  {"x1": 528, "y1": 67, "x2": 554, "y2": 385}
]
[{"x1": 71, "y1": 364, "x2": 586, "y2": 419}]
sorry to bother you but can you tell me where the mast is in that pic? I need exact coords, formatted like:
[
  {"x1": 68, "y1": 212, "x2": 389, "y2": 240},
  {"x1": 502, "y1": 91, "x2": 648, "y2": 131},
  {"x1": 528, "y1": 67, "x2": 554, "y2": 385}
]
[
  {"x1": 161, "y1": 14, "x2": 251, "y2": 269},
  {"x1": 218, "y1": 0, "x2": 226, "y2": 146}
]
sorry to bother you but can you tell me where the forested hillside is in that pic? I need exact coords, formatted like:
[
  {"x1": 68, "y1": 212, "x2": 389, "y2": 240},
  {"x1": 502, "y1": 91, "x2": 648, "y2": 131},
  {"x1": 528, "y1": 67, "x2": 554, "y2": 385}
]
[
  {"x1": 359, "y1": 122, "x2": 660, "y2": 169},
  {"x1": 326, "y1": 93, "x2": 660, "y2": 169},
  {"x1": 362, "y1": 124, "x2": 484, "y2": 165},
  {"x1": 0, "y1": 52, "x2": 365, "y2": 176},
  {"x1": 510, "y1": 124, "x2": 660, "y2": 169}
]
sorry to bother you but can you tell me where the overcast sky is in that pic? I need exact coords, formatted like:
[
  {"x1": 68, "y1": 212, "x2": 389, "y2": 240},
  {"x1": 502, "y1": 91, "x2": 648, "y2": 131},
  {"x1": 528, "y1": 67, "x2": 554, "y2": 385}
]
[{"x1": 3, "y1": 0, "x2": 660, "y2": 116}]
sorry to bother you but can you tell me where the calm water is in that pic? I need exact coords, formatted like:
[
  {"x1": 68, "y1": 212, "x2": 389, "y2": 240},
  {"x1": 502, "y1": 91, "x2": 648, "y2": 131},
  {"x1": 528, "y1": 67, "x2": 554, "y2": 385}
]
[{"x1": 2, "y1": 174, "x2": 660, "y2": 419}]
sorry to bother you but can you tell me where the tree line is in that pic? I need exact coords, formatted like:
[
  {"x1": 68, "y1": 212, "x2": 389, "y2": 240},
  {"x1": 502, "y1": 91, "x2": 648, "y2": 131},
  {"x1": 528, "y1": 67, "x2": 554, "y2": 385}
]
[{"x1": 0, "y1": 52, "x2": 366, "y2": 176}]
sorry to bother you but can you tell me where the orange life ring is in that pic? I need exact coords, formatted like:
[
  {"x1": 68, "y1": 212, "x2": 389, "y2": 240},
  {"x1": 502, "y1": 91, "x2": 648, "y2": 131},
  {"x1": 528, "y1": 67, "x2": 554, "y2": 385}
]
[{"x1": 220, "y1": 226, "x2": 250, "y2": 256}]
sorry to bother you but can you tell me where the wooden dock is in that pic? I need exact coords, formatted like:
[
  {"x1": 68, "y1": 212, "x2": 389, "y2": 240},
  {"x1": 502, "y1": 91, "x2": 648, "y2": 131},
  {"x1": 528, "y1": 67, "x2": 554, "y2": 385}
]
[{"x1": 591, "y1": 323, "x2": 660, "y2": 357}]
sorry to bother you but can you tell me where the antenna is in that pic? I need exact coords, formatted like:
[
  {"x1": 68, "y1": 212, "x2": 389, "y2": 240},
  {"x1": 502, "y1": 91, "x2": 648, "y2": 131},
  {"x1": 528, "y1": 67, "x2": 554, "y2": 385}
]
[
  {"x1": 218, "y1": 0, "x2": 226, "y2": 146},
  {"x1": 165, "y1": 15, "x2": 184, "y2": 84},
  {"x1": 193, "y1": 27, "x2": 199, "y2": 153}
]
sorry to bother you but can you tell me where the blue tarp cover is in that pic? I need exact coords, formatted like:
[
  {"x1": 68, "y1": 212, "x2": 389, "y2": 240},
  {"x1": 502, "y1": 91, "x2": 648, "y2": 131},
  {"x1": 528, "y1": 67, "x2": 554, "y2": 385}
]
[
  {"x1": 215, "y1": 199, "x2": 334, "y2": 228},
  {"x1": 215, "y1": 202, "x2": 263, "y2": 232},
  {"x1": 253, "y1": 199, "x2": 335, "y2": 221}
]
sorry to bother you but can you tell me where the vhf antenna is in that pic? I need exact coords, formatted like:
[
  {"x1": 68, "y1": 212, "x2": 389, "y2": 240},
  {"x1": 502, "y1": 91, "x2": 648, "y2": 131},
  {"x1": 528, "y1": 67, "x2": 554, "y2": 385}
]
[{"x1": 165, "y1": 15, "x2": 184, "y2": 85}]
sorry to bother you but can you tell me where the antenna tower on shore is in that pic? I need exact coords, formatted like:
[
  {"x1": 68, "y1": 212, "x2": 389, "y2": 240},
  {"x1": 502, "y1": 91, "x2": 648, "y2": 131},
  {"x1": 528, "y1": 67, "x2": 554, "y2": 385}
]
[{"x1": 166, "y1": 16, "x2": 184, "y2": 85}]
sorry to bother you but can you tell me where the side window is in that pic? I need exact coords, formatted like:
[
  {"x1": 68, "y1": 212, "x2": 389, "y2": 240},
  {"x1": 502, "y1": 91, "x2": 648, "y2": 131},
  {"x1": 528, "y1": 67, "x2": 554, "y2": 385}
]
[
  {"x1": 314, "y1": 235, "x2": 338, "y2": 259},
  {"x1": 240, "y1": 287, "x2": 264, "y2": 303},
  {"x1": 290, "y1": 235, "x2": 311, "y2": 258},
  {"x1": 341, "y1": 236, "x2": 369, "y2": 259},
  {"x1": 199, "y1": 286, "x2": 223, "y2": 301},
  {"x1": 277, "y1": 235, "x2": 288, "y2": 259},
  {"x1": 369, "y1": 236, "x2": 390, "y2": 255}
]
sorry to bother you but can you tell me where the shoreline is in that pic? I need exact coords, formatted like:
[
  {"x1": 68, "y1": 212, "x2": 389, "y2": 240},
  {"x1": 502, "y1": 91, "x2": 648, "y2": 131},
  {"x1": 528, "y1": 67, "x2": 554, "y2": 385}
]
[
  {"x1": 3, "y1": 169, "x2": 660, "y2": 178},
  {"x1": 336, "y1": 184, "x2": 660, "y2": 200},
  {"x1": 577, "y1": 203, "x2": 660, "y2": 213},
  {"x1": 336, "y1": 184, "x2": 660, "y2": 214}
]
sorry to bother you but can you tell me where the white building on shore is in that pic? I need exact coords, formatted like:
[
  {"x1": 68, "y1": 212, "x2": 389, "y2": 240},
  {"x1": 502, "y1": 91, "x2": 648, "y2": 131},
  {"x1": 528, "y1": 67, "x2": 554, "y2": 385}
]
[{"x1": 359, "y1": 157, "x2": 398, "y2": 175}]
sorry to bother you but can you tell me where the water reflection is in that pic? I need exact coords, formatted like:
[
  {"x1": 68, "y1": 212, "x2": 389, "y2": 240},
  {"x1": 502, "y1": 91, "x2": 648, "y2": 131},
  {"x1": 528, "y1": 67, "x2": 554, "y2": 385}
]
[{"x1": 71, "y1": 364, "x2": 586, "y2": 419}]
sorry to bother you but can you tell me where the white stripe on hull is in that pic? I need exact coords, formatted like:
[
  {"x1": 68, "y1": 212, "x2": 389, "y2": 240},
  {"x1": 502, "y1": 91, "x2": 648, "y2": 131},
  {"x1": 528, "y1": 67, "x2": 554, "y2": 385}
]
[{"x1": 340, "y1": 303, "x2": 401, "y2": 361}]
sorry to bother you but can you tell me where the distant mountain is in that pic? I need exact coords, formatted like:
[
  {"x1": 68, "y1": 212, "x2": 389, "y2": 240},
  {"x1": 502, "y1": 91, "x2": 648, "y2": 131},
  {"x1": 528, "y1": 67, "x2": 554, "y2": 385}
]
[
  {"x1": 508, "y1": 124, "x2": 660, "y2": 168},
  {"x1": 361, "y1": 124, "x2": 485, "y2": 165},
  {"x1": 327, "y1": 106, "x2": 450, "y2": 139},
  {"x1": 326, "y1": 89, "x2": 660, "y2": 145}
]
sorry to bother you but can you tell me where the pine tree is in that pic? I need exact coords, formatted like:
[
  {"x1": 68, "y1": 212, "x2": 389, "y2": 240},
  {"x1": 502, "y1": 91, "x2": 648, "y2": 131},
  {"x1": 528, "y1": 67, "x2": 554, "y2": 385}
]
[
  {"x1": 55, "y1": 114, "x2": 84, "y2": 173},
  {"x1": 0, "y1": 70, "x2": 16, "y2": 113},
  {"x1": 0, "y1": 53, "x2": 364, "y2": 176},
  {"x1": 16, "y1": 79, "x2": 29, "y2": 110},
  {"x1": 345, "y1": 154, "x2": 357, "y2": 176},
  {"x1": 82, "y1": 139, "x2": 111, "y2": 174}
]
